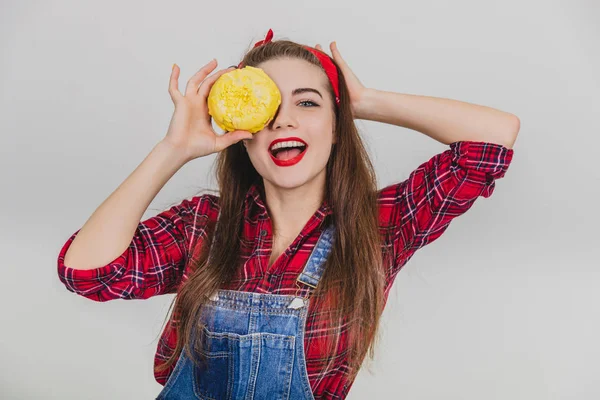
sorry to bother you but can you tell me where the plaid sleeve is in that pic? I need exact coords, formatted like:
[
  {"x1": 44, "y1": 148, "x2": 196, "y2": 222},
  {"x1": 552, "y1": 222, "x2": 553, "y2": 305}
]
[
  {"x1": 379, "y1": 140, "x2": 514, "y2": 272},
  {"x1": 57, "y1": 194, "x2": 217, "y2": 301}
]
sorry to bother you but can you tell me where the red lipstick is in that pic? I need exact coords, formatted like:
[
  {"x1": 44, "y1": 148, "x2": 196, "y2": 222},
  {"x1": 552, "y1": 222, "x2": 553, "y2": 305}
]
[{"x1": 268, "y1": 137, "x2": 308, "y2": 167}]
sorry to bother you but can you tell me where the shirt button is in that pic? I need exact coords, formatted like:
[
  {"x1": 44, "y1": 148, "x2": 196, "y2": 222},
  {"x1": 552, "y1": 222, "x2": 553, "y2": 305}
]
[{"x1": 260, "y1": 229, "x2": 267, "y2": 236}]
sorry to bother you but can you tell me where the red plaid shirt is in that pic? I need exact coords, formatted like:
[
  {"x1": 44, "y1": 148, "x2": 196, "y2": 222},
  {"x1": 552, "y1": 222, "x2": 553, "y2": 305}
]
[{"x1": 57, "y1": 140, "x2": 514, "y2": 399}]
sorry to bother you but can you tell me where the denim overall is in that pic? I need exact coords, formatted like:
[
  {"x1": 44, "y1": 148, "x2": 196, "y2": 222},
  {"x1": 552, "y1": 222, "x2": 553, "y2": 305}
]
[{"x1": 156, "y1": 224, "x2": 335, "y2": 400}]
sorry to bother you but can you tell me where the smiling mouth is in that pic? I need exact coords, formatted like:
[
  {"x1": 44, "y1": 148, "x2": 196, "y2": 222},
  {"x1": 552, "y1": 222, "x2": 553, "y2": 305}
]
[{"x1": 269, "y1": 145, "x2": 307, "y2": 160}]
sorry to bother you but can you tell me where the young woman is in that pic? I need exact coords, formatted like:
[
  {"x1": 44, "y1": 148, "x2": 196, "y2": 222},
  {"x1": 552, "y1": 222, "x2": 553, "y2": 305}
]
[{"x1": 57, "y1": 29, "x2": 518, "y2": 399}]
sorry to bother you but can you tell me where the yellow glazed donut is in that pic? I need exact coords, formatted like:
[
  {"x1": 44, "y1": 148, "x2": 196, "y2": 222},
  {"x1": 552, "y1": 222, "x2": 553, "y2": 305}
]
[{"x1": 207, "y1": 66, "x2": 281, "y2": 134}]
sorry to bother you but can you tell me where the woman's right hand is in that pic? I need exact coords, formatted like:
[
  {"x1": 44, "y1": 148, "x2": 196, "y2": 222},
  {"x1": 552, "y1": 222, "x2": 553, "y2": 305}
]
[{"x1": 163, "y1": 59, "x2": 253, "y2": 162}]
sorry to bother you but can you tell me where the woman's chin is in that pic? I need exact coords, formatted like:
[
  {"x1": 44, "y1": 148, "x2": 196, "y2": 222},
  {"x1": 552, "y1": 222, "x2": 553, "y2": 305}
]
[{"x1": 263, "y1": 173, "x2": 310, "y2": 191}]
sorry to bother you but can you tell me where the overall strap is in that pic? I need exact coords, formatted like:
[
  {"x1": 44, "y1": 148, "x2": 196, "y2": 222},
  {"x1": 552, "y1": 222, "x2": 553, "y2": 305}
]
[{"x1": 296, "y1": 224, "x2": 335, "y2": 289}]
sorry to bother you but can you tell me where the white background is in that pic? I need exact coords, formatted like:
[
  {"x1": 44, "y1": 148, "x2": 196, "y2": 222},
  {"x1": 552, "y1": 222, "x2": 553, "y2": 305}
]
[{"x1": 1, "y1": 0, "x2": 599, "y2": 398}]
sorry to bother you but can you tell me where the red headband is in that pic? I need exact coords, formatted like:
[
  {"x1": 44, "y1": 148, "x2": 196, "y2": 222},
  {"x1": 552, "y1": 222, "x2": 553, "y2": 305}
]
[{"x1": 237, "y1": 29, "x2": 340, "y2": 106}]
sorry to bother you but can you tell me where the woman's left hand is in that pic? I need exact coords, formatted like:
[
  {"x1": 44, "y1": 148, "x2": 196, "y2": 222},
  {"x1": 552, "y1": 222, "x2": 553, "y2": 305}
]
[{"x1": 315, "y1": 42, "x2": 368, "y2": 119}]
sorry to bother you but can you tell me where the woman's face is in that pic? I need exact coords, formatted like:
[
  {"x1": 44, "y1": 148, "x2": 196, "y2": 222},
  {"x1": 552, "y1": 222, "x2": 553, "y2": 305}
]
[{"x1": 243, "y1": 57, "x2": 336, "y2": 191}]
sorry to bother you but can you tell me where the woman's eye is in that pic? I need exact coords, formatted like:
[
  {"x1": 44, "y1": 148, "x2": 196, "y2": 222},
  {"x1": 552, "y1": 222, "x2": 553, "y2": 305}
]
[{"x1": 298, "y1": 100, "x2": 318, "y2": 107}]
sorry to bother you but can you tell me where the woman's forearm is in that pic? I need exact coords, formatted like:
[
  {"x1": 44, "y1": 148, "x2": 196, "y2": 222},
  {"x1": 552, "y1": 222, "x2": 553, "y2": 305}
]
[
  {"x1": 63, "y1": 140, "x2": 189, "y2": 270},
  {"x1": 356, "y1": 88, "x2": 520, "y2": 149}
]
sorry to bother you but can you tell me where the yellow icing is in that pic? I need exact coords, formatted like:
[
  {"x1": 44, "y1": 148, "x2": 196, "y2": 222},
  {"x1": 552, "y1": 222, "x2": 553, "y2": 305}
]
[{"x1": 207, "y1": 66, "x2": 281, "y2": 134}]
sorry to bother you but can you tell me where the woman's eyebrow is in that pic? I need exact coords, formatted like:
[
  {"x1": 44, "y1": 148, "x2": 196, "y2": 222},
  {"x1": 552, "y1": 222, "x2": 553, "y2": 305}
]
[{"x1": 292, "y1": 88, "x2": 323, "y2": 99}]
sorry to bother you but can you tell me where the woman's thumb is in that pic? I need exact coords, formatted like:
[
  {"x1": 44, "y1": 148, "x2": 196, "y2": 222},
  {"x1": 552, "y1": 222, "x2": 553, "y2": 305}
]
[{"x1": 217, "y1": 130, "x2": 253, "y2": 151}]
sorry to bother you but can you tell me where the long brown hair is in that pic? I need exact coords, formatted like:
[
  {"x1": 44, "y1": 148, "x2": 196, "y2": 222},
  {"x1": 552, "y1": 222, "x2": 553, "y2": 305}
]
[{"x1": 155, "y1": 39, "x2": 392, "y2": 383}]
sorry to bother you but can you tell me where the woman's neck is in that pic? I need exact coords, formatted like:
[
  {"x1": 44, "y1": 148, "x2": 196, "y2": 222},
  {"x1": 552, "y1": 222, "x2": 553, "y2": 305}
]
[{"x1": 262, "y1": 175, "x2": 326, "y2": 238}]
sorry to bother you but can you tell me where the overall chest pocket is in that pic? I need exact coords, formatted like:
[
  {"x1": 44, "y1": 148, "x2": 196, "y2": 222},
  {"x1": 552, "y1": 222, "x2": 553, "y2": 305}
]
[{"x1": 193, "y1": 326, "x2": 296, "y2": 400}]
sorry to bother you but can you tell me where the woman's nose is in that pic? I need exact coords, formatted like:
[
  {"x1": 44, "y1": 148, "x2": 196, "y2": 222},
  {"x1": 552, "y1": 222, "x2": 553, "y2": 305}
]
[{"x1": 269, "y1": 105, "x2": 297, "y2": 130}]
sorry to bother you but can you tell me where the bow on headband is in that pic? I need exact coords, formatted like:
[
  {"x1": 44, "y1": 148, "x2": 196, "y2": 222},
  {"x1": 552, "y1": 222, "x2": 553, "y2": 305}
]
[{"x1": 237, "y1": 29, "x2": 341, "y2": 106}]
